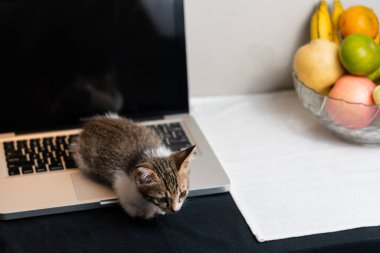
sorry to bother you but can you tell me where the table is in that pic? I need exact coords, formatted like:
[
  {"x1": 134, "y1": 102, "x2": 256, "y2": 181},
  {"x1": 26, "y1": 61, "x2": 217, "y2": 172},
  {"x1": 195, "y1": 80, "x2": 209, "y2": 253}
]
[
  {"x1": 2, "y1": 193, "x2": 380, "y2": 253},
  {"x1": 2, "y1": 92, "x2": 380, "y2": 252}
]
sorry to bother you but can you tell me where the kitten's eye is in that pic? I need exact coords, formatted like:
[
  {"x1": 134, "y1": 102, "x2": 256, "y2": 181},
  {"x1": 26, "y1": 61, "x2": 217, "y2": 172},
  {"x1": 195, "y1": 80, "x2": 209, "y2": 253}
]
[
  {"x1": 154, "y1": 197, "x2": 167, "y2": 205},
  {"x1": 179, "y1": 191, "x2": 187, "y2": 199}
]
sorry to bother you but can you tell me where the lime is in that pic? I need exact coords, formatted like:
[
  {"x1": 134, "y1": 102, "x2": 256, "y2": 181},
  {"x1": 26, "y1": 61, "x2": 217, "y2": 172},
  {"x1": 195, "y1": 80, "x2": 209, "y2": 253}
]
[{"x1": 339, "y1": 34, "x2": 380, "y2": 76}]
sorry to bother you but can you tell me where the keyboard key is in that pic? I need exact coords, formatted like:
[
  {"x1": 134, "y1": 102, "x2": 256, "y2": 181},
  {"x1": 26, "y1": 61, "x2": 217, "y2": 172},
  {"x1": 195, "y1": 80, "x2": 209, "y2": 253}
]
[
  {"x1": 3, "y1": 142, "x2": 16, "y2": 153},
  {"x1": 4, "y1": 150, "x2": 22, "y2": 157},
  {"x1": 6, "y1": 154, "x2": 26, "y2": 160},
  {"x1": 29, "y1": 139, "x2": 41, "y2": 148},
  {"x1": 43, "y1": 137, "x2": 53, "y2": 145},
  {"x1": 55, "y1": 150, "x2": 65, "y2": 157},
  {"x1": 37, "y1": 158, "x2": 48, "y2": 167},
  {"x1": 171, "y1": 144, "x2": 192, "y2": 152},
  {"x1": 8, "y1": 167, "x2": 20, "y2": 176},
  {"x1": 7, "y1": 158, "x2": 31, "y2": 167},
  {"x1": 68, "y1": 135, "x2": 79, "y2": 144},
  {"x1": 21, "y1": 166, "x2": 34, "y2": 174},
  {"x1": 64, "y1": 157, "x2": 77, "y2": 169},
  {"x1": 55, "y1": 137, "x2": 65, "y2": 147},
  {"x1": 169, "y1": 122, "x2": 181, "y2": 128},
  {"x1": 35, "y1": 165, "x2": 47, "y2": 173},
  {"x1": 16, "y1": 140, "x2": 27, "y2": 149},
  {"x1": 7, "y1": 155, "x2": 32, "y2": 162},
  {"x1": 49, "y1": 164, "x2": 64, "y2": 171},
  {"x1": 49, "y1": 156, "x2": 63, "y2": 168}
]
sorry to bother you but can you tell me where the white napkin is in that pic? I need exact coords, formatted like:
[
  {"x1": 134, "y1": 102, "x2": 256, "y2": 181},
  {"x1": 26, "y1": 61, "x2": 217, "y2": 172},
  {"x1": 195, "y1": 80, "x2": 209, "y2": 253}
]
[{"x1": 190, "y1": 91, "x2": 380, "y2": 242}]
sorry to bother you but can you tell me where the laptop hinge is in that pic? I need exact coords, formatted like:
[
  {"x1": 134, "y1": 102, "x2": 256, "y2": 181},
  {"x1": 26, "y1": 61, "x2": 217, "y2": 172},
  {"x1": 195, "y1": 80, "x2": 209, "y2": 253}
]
[
  {"x1": 0, "y1": 132, "x2": 16, "y2": 139},
  {"x1": 131, "y1": 115, "x2": 165, "y2": 122}
]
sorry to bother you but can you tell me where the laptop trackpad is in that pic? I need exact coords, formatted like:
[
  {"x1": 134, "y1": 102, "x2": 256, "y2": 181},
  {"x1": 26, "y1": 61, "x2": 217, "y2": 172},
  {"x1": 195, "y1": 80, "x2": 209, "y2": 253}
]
[{"x1": 70, "y1": 172, "x2": 115, "y2": 201}]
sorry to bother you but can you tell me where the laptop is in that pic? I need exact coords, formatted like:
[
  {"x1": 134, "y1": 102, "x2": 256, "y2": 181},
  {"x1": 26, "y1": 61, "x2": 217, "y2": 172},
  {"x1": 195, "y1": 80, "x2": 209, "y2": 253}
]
[{"x1": 0, "y1": 0, "x2": 230, "y2": 220}]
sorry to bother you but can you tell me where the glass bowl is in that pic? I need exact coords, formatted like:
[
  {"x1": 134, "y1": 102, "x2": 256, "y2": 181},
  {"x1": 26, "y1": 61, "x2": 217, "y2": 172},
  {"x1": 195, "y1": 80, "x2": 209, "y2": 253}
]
[{"x1": 292, "y1": 71, "x2": 380, "y2": 144}]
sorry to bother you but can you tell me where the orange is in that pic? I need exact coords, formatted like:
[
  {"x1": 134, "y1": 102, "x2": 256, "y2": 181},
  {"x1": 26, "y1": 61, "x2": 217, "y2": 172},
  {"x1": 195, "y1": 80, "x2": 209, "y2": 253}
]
[{"x1": 339, "y1": 5, "x2": 379, "y2": 39}]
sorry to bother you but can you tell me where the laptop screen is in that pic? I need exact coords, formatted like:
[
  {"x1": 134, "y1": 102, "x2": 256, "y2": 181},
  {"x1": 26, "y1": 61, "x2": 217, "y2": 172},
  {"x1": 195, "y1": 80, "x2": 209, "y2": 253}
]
[{"x1": 0, "y1": 0, "x2": 188, "y2": 133}]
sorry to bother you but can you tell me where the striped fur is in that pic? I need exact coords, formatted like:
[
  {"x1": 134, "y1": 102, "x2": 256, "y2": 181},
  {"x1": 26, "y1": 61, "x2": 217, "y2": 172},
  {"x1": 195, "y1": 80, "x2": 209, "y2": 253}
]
[{"x1": 73, "y1": 115, "x2": 195, "y2": 219}]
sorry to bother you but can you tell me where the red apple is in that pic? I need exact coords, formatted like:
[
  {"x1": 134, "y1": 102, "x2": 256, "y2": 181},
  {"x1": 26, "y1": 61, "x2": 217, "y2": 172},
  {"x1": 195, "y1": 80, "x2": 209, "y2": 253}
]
[{"x1": 326, "y1": 75, "x2": 377, "y2": 128}]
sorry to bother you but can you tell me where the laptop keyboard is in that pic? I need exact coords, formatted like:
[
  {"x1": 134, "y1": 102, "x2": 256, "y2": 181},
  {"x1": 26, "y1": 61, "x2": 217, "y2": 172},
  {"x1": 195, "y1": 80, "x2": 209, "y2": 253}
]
[
  {"x1": 3, "y1": 122, "x2": 192, "y2": 176},
  {"x1": 3, "y1": 135, "x2": 79, "y2": 176},
  {"x1": 147, "y1": 123, "x2": 192, "y2": 152}
]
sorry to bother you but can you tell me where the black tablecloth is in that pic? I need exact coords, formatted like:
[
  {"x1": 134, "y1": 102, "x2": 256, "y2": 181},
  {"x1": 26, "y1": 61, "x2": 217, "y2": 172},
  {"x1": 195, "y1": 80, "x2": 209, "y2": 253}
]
[{"x1": 1, "y1": 193, "x2": 380, "y2": 253}]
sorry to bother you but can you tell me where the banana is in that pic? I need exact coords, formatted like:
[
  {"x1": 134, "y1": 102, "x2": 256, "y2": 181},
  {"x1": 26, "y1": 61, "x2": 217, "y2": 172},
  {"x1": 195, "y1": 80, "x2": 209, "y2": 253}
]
[
  {"x1": 317, "y1": 0, "x2": 333, "y2": 41},
  {"x1": 319, "y1": 0, "x2": 329, "y2": 15},
  {"x1": 331, "y1": 0, "x2": 344, "y2": 45},
  {"x1": 310, "y1": 7, "x2": 319, "y2": 40},
  {"x1": 310, "y1": 0, "x2": 334, "y2": 41}
]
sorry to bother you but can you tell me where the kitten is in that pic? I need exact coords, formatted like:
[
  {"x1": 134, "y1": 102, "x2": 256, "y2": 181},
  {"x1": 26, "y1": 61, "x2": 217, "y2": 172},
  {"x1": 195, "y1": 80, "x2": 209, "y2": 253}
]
[{"x1": 72, "y1": 114, "x2": 195, "y2": 219}]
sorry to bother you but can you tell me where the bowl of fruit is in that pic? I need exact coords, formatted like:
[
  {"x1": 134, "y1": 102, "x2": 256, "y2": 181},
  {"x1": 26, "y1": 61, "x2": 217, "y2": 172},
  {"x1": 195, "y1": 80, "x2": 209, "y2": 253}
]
[{"x1": 292, "y1": 0, "x2": 380, "y2": 144}]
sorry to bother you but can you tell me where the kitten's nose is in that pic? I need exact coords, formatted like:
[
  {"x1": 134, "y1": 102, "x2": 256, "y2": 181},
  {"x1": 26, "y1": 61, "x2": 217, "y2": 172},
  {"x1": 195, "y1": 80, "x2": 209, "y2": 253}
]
[{"x1": 171, "y1": 204, "x2": 180, "y2": 212}]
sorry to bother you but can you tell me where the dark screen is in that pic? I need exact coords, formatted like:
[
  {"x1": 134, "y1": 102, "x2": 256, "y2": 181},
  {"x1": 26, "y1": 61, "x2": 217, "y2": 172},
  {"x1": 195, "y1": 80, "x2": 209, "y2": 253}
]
[{"x1": 0, "y1": 0, "x2": 188, "y2": 133}]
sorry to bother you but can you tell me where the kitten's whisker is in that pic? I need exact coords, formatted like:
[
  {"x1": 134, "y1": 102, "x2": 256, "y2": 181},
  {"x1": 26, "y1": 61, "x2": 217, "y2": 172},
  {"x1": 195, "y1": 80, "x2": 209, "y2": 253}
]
[
  {"x1": 155, "y1": 215, "x2": 160, "y2": 225},
  {"x1": 182, "y1": 198, "x2": 192, "y2": 206}
]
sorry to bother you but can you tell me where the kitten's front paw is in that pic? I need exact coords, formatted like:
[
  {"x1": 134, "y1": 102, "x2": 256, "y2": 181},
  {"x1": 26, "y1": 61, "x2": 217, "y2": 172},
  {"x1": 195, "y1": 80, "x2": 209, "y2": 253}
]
[
  {"x1": 156, "y1": 208, "x2": 166, "y2": 215},
  {"x1": 142, "y1": 206, "x2": 165, "y2": 219},
  {"x1": 133, "y1": 204, "x2": 161, "y2": 219},
  {"x1": 140, "y1": 208, "x2": 159, "y2": 219}
]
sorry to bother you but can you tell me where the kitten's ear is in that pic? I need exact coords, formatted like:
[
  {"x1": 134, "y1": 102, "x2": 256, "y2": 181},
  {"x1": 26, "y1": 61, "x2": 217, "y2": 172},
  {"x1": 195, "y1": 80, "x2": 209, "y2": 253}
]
[
  {"x1": 134, "y1": 166, "x2": 160, "y2": 186},
  {"x1": 171, "y1": 145, "x2": 196, "y2": 172}
]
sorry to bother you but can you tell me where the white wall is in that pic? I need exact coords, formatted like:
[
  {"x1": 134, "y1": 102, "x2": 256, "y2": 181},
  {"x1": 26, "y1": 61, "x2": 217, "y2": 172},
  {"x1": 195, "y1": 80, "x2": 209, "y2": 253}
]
[{"x1": 185, "y1": 0, "x2": 380, "y2": 96}]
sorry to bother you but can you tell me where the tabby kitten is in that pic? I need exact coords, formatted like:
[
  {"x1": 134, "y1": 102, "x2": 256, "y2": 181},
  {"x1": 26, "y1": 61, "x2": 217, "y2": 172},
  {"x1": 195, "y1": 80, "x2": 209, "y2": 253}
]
[{"x1": 72, "y1": 115, "x2": 195, "y2": 219}]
